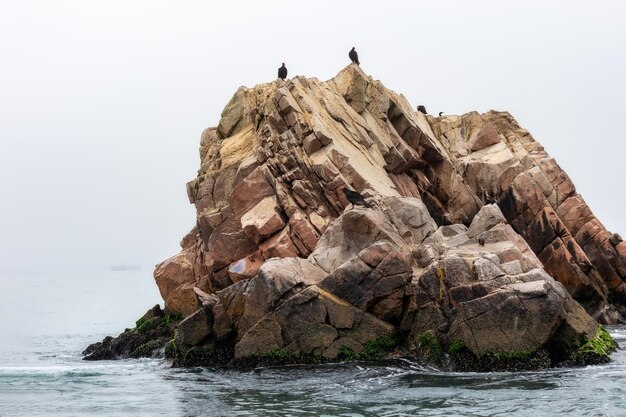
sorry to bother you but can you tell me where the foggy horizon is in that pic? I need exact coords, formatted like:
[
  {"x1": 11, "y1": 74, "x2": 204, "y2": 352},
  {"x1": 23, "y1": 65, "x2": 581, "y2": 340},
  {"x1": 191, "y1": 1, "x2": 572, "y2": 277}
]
[{"x1": 1, "y1": 1, "x2": 625, "y2": 275}]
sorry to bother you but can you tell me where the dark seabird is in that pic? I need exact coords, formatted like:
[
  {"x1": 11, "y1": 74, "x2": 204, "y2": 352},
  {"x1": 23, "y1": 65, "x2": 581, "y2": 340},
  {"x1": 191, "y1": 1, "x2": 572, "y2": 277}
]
[
  {"x1": 278, "y1": 63, "x2": 287, "y2": 80},
  {"x1": 341, "y1": 185, "x2": 369, "y2": 208},
  {"x1": 478, "y1": 236, "x2": 485, "y2": 246},
  {"x1": 438, "y1": 112, "x2": 444, "y2": 117},
  {"x1": 417, "y1": 105, "x2": 428, "y2": 114},
  {"x1": 609, "y1": 233, "x2": 623, "y2": 247},
  {"x1": 349, "y1": 47, "x2": 360, "y2": 65}
]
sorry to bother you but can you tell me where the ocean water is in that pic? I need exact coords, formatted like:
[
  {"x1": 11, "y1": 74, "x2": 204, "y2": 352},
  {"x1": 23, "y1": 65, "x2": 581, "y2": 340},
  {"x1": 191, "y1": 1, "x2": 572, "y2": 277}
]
[{"x1": 1, "y1": 272, "x2": 625, "y2": 417}]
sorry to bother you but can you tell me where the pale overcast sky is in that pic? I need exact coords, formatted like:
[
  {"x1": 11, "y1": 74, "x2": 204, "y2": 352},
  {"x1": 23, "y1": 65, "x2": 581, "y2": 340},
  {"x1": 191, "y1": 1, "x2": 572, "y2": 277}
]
[{"x1": 1, "y1": 1, "x2": 625, "y2": 274}]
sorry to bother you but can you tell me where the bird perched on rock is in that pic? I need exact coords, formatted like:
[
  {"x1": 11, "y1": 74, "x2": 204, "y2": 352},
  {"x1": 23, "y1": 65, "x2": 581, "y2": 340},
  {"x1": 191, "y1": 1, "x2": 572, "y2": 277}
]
[
  {"x1": 340, "y1": 185, "x2": 369, "y2": 208},
  {"x1": 349, "y1": 47, "x2": 360, "y2": 65},
  {"x1": 278, "y1": 63, "x2": 288, "y2": 80},
  {"x1": 438, "y1": 112, "x2": 444, "y2": 117},
  {"x1": 609, "y1": 233, "x2": 623, "y2": 247},
  {"x1": 478, "y1": 236, "x2": 485, "y2": 246},
  {"x1": 417, "y1": 105, "x2": 428, "y2": 114}
]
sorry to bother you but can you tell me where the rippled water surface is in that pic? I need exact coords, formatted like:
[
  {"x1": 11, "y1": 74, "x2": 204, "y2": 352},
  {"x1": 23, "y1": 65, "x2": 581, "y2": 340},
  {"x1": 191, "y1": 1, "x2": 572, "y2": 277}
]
[{"x1": 1, "y1": 272, "x2": 625, "y2": 416}]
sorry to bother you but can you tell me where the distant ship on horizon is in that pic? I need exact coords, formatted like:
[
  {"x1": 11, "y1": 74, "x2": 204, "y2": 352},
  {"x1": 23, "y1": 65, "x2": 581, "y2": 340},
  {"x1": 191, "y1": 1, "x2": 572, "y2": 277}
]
[{"x1": 110, "y1": 265, "x2": 142, "y2": 272}]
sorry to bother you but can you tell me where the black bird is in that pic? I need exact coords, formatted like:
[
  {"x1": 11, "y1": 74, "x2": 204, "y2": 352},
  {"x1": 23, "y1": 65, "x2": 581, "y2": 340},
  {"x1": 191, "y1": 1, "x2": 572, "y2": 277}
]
[
  {"x1": 417, "y1": 105, "x2": 428, "y2": 114},
  {"x1": 478, "y1": 236, "x2": 485, "y2": 246},
  {"x1": 349, "y1": 47, "x2": 360, "y2": 65},
  {"x1": 609, "y1": 233, "x2": 623, "y2": 247},
  {"x1": 278, "y1": 63, "x2": 288, "y2": 80},
  {"x1": 438, "y1": 112, "x2": 444, "y2": 117},
  {"x1": 341, "y1": 185, "x2": 369, "y2": 208}
]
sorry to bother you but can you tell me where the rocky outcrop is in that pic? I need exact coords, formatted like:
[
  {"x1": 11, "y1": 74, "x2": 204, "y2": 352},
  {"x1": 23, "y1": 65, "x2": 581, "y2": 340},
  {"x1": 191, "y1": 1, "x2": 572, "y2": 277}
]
[
  {"x1": 83, "y1": 305, "x2": 176, "y2": 360},
  {"x1": 428, "y1": 112, "x2": 626, "y2": 323},
  {"x1": 85, "y1": 65, "x2": 622, "y2": 370},
  {"x1": 407, "y1": 205, "x2": 598, "y2": 359}
]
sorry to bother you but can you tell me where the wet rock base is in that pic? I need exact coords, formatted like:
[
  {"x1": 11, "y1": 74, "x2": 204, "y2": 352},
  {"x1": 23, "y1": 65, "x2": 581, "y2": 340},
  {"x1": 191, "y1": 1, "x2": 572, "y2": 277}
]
[
  {"x1": 85, "y1": 306, "x2": 618, "y2": 373},
  {"x1": 416, "y1": 326, "x2": 618, "y2": 372},
  {"x1": 82, "y1": 305, "x2": 179, "y2": 360}
]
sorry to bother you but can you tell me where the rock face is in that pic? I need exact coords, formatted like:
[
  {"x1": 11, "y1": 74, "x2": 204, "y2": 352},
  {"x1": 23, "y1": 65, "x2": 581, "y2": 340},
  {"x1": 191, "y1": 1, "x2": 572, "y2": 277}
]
[
  {"x1": 87, "y1": 65, "x2": 623, "y2": 370},
  {"x1": 429, "y1": 112, "x2": 626, "y2": 323},
  {"x1": 410, "y1": 205, "x2": 598, "y2": 358}
]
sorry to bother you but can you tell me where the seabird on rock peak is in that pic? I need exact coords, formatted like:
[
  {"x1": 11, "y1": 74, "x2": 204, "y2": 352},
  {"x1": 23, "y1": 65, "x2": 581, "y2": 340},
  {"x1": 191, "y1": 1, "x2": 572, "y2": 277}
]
[
  {"x1": 278, "y1": 63, "x2": 287, "y2": 80},
  {"x1": 349, "y1": 47, "x2": 360, "y2": 65}
]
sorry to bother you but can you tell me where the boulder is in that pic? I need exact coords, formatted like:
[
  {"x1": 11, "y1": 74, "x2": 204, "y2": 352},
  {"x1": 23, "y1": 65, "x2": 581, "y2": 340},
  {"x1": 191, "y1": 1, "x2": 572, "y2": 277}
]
[
  {"x1": 153, "y1": 248, "x2": 196, "y2": 303},
  {"x1": 234, "y1": 286, "x2": 395, "y2": 360},
  {"x1": 164, "y1": 282, "x2": 199, "y2": 317},
  {"x1": 469, "y1": 123, "x2": 501, "y2": 151},
  {"x1": 309, "y1": 208, "x2": 407, "y2": 273},
  {"x1": 176, "y1": 308, "x2": 212, "y2": 347},
  {"x1": 319, "y1": 241, "x2": 412, "y2": 322},
  {"x1": 447, "y1": 278, "x2": 594, "y2": 356},
  {"x1": 467, "y1": 203, "x2": 506, "y2": 237},
  {"x1": 240, "y1": 196, "x2": 285, "y2": 244},
  {"x1": 233, "y1": 257, "x2": 327, "y2": 337}
]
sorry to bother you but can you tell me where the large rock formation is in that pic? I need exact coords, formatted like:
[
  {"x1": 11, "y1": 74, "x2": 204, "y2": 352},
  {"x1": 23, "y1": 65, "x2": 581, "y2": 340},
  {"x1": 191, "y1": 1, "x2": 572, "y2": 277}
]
[{"x1": 86, "y1": 65, "x2": 622, "y2": 370}]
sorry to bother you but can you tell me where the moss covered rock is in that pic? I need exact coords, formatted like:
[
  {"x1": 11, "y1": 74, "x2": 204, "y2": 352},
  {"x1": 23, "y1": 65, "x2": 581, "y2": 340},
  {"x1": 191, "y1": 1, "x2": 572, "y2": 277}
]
[{"x1": 83, "y1": 305, "x2": 179, "y2": 360}]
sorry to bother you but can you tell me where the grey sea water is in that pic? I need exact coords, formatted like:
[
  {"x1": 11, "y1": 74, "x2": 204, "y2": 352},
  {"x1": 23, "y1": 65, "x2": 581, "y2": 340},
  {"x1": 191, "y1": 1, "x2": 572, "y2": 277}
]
[{"x1": 1, "y1": 272, "x2": 625, "y2": 417}]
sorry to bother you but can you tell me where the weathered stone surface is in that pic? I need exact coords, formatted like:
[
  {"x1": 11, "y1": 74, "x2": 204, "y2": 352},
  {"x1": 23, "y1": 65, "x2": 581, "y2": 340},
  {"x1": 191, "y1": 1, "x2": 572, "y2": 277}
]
[
  {"x1": 435, "y1": 111, "x2": 624, "y2": 321},
  {"x1": 234, "y1": 317, "x2": 284, "y2": 358},
  {"x1": 442, "y1": 256, "x2": 473, "y2": 286},
  {"x1": 207, "y1": 216, "x2": 258, "y2": 271},
  {"x1": 447, "y1": 279, "x2": 578, "y2": 356},
  {"x1": 501, "y1": 260, "x2": 523, "y2": 275},
  {"x1": 469, "y1": 123, "x2": 501, "y2": 151},
  {"x1": 240, "y1": 196, "x2": 286, "y2": 243},
  {"x1": 474, "y1": 257, "x2": 505, "y2": 281},
  {"x1": 217, "y1": 88, "x2": 246, "y2": 139},
  {"x1": 234, "y1": 286, "x2": 394, "y2": 359},
  {"x1": 176, "y1": 308, "x2": 212, "y2": 347},
  {"x1": 322, "y1": 337, "x2": 364, "y2": 358},
  {"x1": 309, "y1": 208, "x2": 407, "y2": 273},
  {"x1": 164, "y1": 282, "x2": 199, "y2": 317},
  {"x1": 467, "y1": 203, "x2": 506, "y2": 238},
  {"x1": 258, "y1": 227, "x2": 299, "y2": 259},
  {"x1": 319, "y1": 241, "x2": 412, "y2": 322},
  {"x1": 228, "y1": 252, "x2": 264, "y2": 282},
  {"x1": 234, "y1": 257, "x2": 327, "y2": 337},
  {"x1": 382, "y1": 196, "x2": 438, "y2": 244},
  {"x1": 154, "y1": 248, "x2": 196, "y2": 304}
]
